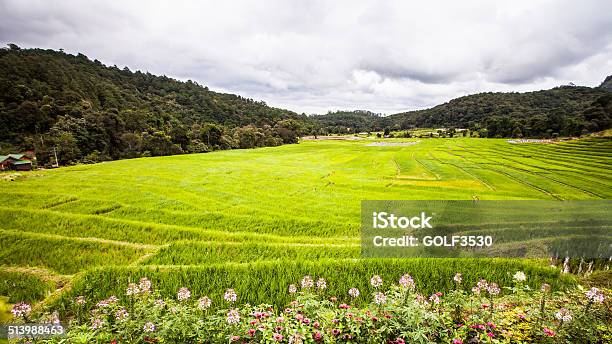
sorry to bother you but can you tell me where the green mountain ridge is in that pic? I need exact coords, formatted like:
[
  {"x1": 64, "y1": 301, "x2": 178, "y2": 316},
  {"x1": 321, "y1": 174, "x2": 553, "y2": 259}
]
[
  {"x1": 1, "y1": 45, "x2": 610, "y2": 165},
  {"x1": 0, "y1": 46, "x2": 309, "y2": 165}
]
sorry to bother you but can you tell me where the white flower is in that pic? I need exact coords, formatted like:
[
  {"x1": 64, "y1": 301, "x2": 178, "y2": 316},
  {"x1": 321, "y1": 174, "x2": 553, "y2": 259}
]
[
  {"x1": 555, "y1": 308, "x2": 572, "y2": 323},
  {"x1": 472, "y1": 286, "x2": 481, "y2": 295},
  {"x1": 198, "y1": 296, "x2": 212, "y2": 310},
  {"x1": 541, "y1": 284, "x2": 551, "y2": 293},
  {"x1": 227, "y1": 309, "x2": 241, "y2": 324},
  {"x1": 224, "y1": 288, "x2": 237, "y2": 303},
  {"x1": 143, "y1": 322, "x2": 156, "y2": 332},
  {"x1": 107, "y1": 296, "x2": 118, "y2": 303},
  {"x1": 399, "y1": 274, "x2": 415, "y2": 289},
  {"x1": 177, "y1": 287, "x2": 191, "y2": 301},
  {"x1": 91, "y1": 318, "x2": 105, "y2": 330},
  {"x1": 301, "y1": 275, "x2": 314, "y2": 289},
  {"x1": 126, "y1": 283, "x2": 140, "y2": 296},
  {"x1": 139, "y1": 277, "x2": 152, "y2": 293},
  {"x1": 11, "y1": 303, "x2": 31, "y2": 318},
  {"x1": 429, "y1": 293, "x2": 441, "y2": 304},
  {"x1": 96, "y1": 300, "x2": 109, "y2": 308},
  {"x1": 477, "y1": 279, "x2": 488, "y2": 289},
  {"x1": 373, "y1": 292, "x2": 387, "y2": 305},
  {"x1": 487, "y1": 283, "x2": 500, "y2": 296},
  {"x1": 513, "y1": 271, "x2": 527, "y2": 282},
  {"x1": 316, "y1": 278, "x2": 327, "y2": 290},
  {"x1": 115, "y1": 308, "x2": 129, "y2": 321},
  {"x1": 370, "y1": 275, "x2": 383, "y2": 288},
  {"x1": 288, "y1": 284, "x2": 297, "y2": 294},
  {"x1": 585, "y1": 287, "x2": 605, "y2": 303},
  {"x1": 453, "y1": 273, "x2": 462, "y2": 284},
  {"x1": 75, "y1": 296, "x2": 86, "y2": 305},
  {"x1": 348, "y1": 288, "x2": 360, "y2": 298}
]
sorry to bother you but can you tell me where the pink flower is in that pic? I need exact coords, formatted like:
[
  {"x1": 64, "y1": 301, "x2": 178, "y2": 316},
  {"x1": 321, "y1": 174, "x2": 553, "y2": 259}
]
[
  {"x1": 453, "y1": 339, "x2": 463, "y2": 344},
  {"x1": 248, "y1": 329, "x2": 256, "y2": 336},
  {"x1": 198, "y1": 296, "x2": 212, "y2": 310},
  {"x1": 273, "y1": 333, "x2": 283, "y2": 341},
  {"x1": 486, "y1": 283, "x2": 500, "y2": 296},
  {"x1": 348, "y1": 288, "x2": 360, "y2": 298},
  {"x1": 487, "y1": 322, "x2": 496, "y2": 329},
  {"x1": 224, "y1": 288, "x2": 237, "y2": 303},
  {"x1": 487, "y1": 332, "x2": 494, "y2": 338},
  {"x1": 543, "y1": 327, "x2": 556, "y2": 337},
  {"x1": 313, "y1": 331, "x2": 323, "y2": 341},
  {"x1": 399, "y1": 274, "x2": 415, "y2": 289},
  {"x1": 518, "y1": 313, "x2": 526, "y2": 320},
  {"x1": 230, "y1": 335, "x2": 240, "y2": 342},
  {"x1": 331, "y1": 328, "x2": 341, "y2": 336},
  {"x1": 395, "y1": 338, "x2": 406, "y2": 344},
  {"x1": 370, "y1": 275, "x2": 383, "y2": 288},
  {"x1": 227, "y1": 309, "x2": 240, "y2": 325},
  {"x1": 301, "y1": 275, "x2": 314, "y2": 289},
  {"x1": 339, "y1": 303, "x2": 351, "y2": 309},
  {"x1": 585, "y1": 287, "x2": 605, "y2": 303},
  {"x1": 313, "y1": 321, "x2": 320, "y2": 329},
  {"x1": 143, "y1": 322, "x2": 155, "y2": 333},
  {"x1": 11, "y1": 303, "x2": 31, "y2": 318},
  {"x1": 374, "y1": 292, "x2": 387, "y2": 305}
]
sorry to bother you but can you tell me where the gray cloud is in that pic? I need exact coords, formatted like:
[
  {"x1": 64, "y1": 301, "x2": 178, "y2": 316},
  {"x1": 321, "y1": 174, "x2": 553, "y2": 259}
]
[{"x1": 1, "y1": 0, "x2": 611, "y2": 114}]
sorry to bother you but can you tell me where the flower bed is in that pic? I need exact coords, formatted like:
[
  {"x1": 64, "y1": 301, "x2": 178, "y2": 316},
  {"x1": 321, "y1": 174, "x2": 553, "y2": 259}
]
[{"x1": 11, "y1": 272, "x2": 611, "y2": 343}]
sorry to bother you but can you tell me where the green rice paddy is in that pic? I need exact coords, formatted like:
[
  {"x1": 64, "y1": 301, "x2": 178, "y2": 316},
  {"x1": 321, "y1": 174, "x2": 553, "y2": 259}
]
[{"x1": 1, "y1": 137, "x2": 610, "y2": 309}]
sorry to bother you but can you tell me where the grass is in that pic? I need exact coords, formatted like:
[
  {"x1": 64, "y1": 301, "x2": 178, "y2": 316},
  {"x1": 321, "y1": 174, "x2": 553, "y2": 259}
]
[
  {"x1": 141, "y1": 241, "x2": 360, "y2": 265},
  {"x1": 0, "y1": 267, "x2": 63, "y2": 303},
  {"x1": 0, "y1": 137, "x2": 610, "y2": 310},
  {"x1": 0, "y1": 230, "x2": 153, "y2": 274},
  {"x1": 49, "y1": 258, "x2": 575, "y2": 313}
]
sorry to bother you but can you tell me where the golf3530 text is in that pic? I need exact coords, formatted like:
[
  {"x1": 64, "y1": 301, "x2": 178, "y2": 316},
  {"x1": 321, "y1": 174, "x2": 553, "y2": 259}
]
[{"x1": 372, "y1": 235, "x2": 493, "y2": 247}]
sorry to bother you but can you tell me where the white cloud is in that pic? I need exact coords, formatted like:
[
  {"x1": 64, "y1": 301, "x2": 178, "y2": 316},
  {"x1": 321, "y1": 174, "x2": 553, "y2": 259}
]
[{"x1": 1, "y1": 0, "x2": 611, "y2": 114}]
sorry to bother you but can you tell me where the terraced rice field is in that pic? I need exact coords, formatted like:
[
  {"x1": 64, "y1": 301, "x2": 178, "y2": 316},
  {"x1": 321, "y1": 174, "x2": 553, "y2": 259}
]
[{"x1": 1, "y1": 137, "x2": 610, "y2": 309}]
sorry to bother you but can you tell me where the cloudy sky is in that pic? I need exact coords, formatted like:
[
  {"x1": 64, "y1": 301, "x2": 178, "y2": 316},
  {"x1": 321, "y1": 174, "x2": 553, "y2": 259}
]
[{"x1": 1, "y1": 0, "x2": 611, "y2": 114}]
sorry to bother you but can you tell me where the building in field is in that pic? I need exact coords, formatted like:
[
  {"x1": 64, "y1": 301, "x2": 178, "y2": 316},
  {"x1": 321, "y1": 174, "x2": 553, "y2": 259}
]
[{"x1": 0, "y1": 154, "x2": 33, "y2": 171}]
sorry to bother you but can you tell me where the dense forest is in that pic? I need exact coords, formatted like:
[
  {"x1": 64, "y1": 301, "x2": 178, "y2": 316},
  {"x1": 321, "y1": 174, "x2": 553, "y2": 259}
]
[
  {"x1": 384, "y1": 84, "x2": 612, "y2": 138},
  {"x1": 1, "y1": 45, "x2": 610, "y2": 166},
  {"x1": 314, "y1": 83, "x2": 612, "y2": 138},
  {"x1": 309, "y1": 110, "x2": 384, "y2": 134},
  {"x1": 0, "y1": 45, "x2": 311, "y2": 165}
]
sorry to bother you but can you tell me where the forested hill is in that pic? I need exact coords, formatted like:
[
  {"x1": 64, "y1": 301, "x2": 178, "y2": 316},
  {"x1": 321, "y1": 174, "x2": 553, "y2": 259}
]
[
  {"x1": 382, "y1": 82, "x2": 612, "y2": 138},
  {"x1": 0, "y1": 46, "x2": 310, "y2": 165},
  {"x1": 312, "y1": 80, "x2": 612, "y2": 138},
  {"x1": 309, "y1": 110, "x2": 384, "y2": 133}
]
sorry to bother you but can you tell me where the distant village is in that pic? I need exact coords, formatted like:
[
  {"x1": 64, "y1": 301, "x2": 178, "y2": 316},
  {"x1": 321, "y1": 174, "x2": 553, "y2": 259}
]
[{"x1": 0, "y1": 152, "x2": 34, "y2": 171}]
